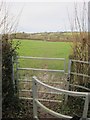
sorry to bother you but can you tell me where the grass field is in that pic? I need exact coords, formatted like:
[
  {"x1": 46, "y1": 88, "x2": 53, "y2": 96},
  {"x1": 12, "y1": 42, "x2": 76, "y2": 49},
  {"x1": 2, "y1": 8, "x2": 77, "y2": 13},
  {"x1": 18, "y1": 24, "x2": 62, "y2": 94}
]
[{"x1": 14, "y1": 39, "x2": 72, "y2": 71}]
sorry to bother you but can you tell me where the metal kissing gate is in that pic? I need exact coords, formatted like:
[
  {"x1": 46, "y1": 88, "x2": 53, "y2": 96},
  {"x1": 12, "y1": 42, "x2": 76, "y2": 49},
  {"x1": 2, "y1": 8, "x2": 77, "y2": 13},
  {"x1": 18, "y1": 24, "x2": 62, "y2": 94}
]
[
  {"x1": 15, "y1": 56, "x2": 90, "y2": 119},
  {"x1": 32, "y1": 76, "x2": 90, "y2": 120}
]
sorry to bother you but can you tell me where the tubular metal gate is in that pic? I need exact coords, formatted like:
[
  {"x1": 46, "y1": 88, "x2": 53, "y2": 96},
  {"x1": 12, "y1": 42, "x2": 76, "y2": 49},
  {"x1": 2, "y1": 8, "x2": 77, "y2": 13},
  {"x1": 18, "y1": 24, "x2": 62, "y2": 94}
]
[
  {"x1": 14, "y1": 56, "x2": 90, "y2": 119},
  {"x1": 64, "y1": 59, "x2": 90, "y2": 103},
  {"x1": 16, "y1": 56, "x2": 66, "y2": 101},
  {"x1": 68, "y1": 59, "x2": 90, "y2": 79}
]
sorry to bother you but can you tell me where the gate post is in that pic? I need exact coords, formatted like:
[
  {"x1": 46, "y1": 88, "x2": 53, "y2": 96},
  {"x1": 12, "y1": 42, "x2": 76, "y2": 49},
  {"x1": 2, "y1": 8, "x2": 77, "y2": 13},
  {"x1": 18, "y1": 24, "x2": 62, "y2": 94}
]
[
  {"x1": 32, "y1": 76, "x2": 38, "y2": 119},
  {"x1": 12, "y1": 56, "x2": 15, "y2": 91},
  {"x1": 64, "y1": 60, "x2": 72, "y2": 104},
  {"x1": 64, "y1": 78, "x2": 69, "y2": 104},
  {"x1": 16, "y1": 56, "x2": 19, "y2": 95},
  {"x1": 82, "y1": 93, "x2": 90, "y2": 119}
]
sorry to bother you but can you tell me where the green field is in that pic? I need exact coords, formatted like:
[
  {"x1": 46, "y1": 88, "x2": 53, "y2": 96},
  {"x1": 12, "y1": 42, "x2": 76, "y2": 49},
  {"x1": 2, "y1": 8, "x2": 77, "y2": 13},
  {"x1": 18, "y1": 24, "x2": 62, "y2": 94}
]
[{"x1": 14, "y1": 39, "x2": 72, "y2": 71}]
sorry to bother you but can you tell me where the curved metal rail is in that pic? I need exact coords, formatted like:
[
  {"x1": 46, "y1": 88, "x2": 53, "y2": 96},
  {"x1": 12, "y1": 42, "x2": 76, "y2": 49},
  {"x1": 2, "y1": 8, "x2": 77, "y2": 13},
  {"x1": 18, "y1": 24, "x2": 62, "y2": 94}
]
[
  {"x1": 32, "y1": 76, "x2": 90, "y2": 120},
  {"x1": 35, "y1": 99, "x2": 72, "y2": 119}
]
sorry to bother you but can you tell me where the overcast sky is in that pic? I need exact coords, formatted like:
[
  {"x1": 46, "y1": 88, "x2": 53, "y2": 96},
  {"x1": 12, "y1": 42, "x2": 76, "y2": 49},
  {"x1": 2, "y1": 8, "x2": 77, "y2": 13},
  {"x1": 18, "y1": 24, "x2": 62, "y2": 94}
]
[{"x1": 7, "y1": 1, "x2": 87, "y2": 33}]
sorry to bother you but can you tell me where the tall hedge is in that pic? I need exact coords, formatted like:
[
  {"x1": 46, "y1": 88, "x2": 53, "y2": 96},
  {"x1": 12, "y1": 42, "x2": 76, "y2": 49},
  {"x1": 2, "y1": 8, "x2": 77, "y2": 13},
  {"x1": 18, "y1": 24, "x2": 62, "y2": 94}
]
[{"x1": 2, "y1": 34, "x2": 20, "y2": 116}]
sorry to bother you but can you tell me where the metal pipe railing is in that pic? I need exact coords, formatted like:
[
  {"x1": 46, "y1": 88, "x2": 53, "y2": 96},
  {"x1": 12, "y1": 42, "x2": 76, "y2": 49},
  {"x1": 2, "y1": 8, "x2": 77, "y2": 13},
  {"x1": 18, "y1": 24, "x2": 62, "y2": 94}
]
[
  {"x1": 17, "y1": 56, "x2": 65, "y2": 60},
  {"x1": 32, "y1": 76, "x2": 90, "y2": 120}
]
